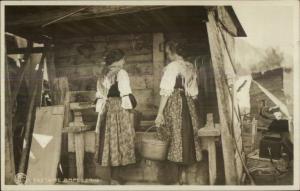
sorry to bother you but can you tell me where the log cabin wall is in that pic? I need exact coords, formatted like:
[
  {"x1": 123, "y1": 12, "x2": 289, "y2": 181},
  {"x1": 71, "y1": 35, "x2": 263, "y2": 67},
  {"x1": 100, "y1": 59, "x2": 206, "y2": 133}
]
[
  {"x1": 54, "y1": 33, "x2": 155, "y2": 115},
  {"x1": 53, "y1": 30, "x2": 213, "y2": 121}
]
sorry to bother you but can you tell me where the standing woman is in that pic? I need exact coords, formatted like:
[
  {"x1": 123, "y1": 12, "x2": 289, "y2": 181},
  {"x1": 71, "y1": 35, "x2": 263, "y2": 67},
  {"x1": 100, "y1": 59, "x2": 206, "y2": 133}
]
[
  {"x1": 155, "y1": 41, "x2": 204, "y2": 184},
  {"x1": 94, "y1": 49, "x2": 137, "y2": 183}
]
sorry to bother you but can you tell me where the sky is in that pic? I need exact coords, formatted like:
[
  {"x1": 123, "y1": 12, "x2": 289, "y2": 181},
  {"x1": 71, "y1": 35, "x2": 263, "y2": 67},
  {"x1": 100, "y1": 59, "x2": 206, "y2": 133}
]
[{"x1": 233, "y1": 5, "x2": 295, "y2": 56}]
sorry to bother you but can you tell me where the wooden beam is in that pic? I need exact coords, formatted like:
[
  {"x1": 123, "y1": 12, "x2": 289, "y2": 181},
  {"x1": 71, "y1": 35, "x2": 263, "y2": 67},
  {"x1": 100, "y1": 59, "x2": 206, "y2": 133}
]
[
  {"x1": 35, "y1": 54, "x2": 46, "y2": 107},
  {"x1": 42, "y1": 7, "x2": 89, "y2": 28},
  {"x1": 52, "y1": 77, "x2": 70, "y2": 179},
  {"x1": 16, "y1": 53, "x2": 45, "y2": 184},
  {"x1": 149, "y1": 11, "x2": 170, "y2": 32},
  {"x1": 5, "y1": 49, "x2": 16, "y2": 184},
  {"x1": 109, "y1": 17, "x2": 130, "y2": 33},
  {"x1": 156, "y1": 10, "x2": 177, "y2": 31},
  {"x1": 10, "y1": 41, "x2": 33, "y2": 104},
  {"x1": 152, "y1": 33, "x2": 165, "y2": 107},
  {"x1": 132, "y1": 12, "x2": 150, "y2": 27},
  {"x1": 92, "y1": 20, "x2": 117, "y2": 34},
  {"x1": 7, "y1": 46, "x2": 44, "y2": 55},
  {"x1": 6, "y1": 6, "x2": 164, "y2": 28},
  {"x1": 45, "y1": 45, "x2": 57, "y2": 101},
  {"x1": 206, "y1": 10, "x2": 238, "y2": 185}
]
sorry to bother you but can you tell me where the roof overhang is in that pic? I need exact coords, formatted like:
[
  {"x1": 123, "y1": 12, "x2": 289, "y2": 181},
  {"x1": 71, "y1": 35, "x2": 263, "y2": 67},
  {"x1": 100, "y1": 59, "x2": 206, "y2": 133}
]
[{"x1": 5, "y1": 6, "x2": 246, "y2": 43}]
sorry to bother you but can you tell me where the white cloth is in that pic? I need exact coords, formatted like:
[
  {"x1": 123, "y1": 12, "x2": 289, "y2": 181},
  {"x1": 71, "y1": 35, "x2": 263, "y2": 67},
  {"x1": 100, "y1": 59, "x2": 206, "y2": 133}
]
[
  {"x1": 95, "y1": 69, "x2": 133, "y2": 113},
  {"x1": 234, "y1": 75, "x2": 252, "y2": 115},
  {"x1": 159, "y1": 60, "x2": 198, "y2": 97}
]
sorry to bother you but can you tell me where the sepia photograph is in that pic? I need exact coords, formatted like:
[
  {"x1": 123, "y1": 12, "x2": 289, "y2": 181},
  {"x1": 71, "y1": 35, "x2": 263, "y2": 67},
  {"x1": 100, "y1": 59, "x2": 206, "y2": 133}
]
[{"x1": 1, "y1": 0, "x2": 299, "y2": 190}]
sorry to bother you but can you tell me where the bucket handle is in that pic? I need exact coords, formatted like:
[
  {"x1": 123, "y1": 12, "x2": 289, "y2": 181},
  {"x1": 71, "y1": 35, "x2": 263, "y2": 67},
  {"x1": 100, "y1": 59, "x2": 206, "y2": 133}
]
[
  {"x1": 144, "y1": 125, "x2": 157, "y2": 134},
  {"x1": 143, "y1": 125, "x2": 169, "y2": 140}
]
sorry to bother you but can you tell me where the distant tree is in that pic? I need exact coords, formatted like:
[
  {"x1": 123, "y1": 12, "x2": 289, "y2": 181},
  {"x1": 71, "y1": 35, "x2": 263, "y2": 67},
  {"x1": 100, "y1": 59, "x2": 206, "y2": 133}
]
[{"x1": 258, "y1": 48, "x2": 284, "y2": 70}]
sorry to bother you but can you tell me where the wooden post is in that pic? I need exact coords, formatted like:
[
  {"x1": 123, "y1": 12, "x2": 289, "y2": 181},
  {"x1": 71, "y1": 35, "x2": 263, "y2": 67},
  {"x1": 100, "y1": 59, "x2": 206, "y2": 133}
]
[
  {"x1": 73, "y1": 111, "x2": 85, "y2": 181},
  {"x1": 5, "y1": 52, "x2": 16, "y2": 184},
  {"x1": 45, "y1": 45, "x2": 56, "y2": 101},
  {"x1": 206, "y1": 10, "x2": 238, "y2": 184},
  {"x1": 153, "y1": 33, "x2": 165, "y2": 107},
  {"x1": 16, "y1": 54, "x2": 45, "y2": 184},
  {"x1": 251, "y1": 118, "x2": 257, "y2": 151},
  {"x1": 198, "y1": 113, "x2": 221, "y2": 185},
  {"x1": 53, "y1": 77, "x2": 70, "y2": 178},
  {"x1": 35, "y1": 54, "x2": 46, "y2": 107},
  {"x1": 10, "y1": 41, "x2": 33, "y2": 105}
]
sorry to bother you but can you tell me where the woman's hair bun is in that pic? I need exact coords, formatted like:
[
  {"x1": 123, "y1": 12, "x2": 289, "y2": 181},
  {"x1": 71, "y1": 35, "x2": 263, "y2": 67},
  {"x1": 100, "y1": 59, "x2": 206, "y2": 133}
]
[
  {"x1": 165, "y1": 40, "x2": 189, "y2": 59},
  {"x1": 104, "y1": 49, "x2": 125, "y2": 66}
]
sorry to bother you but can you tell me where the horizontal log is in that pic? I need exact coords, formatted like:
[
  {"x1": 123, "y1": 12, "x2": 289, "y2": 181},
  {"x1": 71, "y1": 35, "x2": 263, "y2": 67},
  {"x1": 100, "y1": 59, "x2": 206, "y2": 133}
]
[
  {"x1": 69, "y1": 91, "x2": 97, "y2": 102},
  {"x1": 139, "y1": 109, "x2": 157, "y2": 121},
  {"x1": 107, "y1": 40, "x2": 152, "y2": 52},
  {"x1": 124, "y1": 62, "x2": 153, "y2": 75},
  {"x1": 67, "y1": 130, "x2": 156, "y2": 153},
  {"x1": 130, "y1": 75, "x2": 153, "y2": 90},
  {"x1": 7, "y1": 46, "x2": 45, "y2": 54},
  {"x1": 56, "y1": 65, "x2": 100, "y2": 77},
  {"x1": 69, "y1": 121, "x2": 96, "y2": 127},
  {"x1": 63, "y1": 124, "x2": 95, "y2": 133},
  {"x1": 70, "y1": 102, "x2": 95, "y2": 111},
  {"x1": 68, "y1": 78, "x2": 98, "y2": 91},
  {"x1": 132, "y1": 89, "x2": 154, "y2": 106},
  {"x1": 55, "y1": 52, "x2": 152, "y2": 67},
  {"x1": 138, "y1": 120, "x2": 155, "y2": 132},
  {"x1": 54, "y1": 43, "x2": 107, "y2": 58},
  {"x1": 126, "y1": 54, "x2": 152, "y2": 63},
  {"x1": 56, "y1": 33, "x2": 152, "y2": 45},
  {"x1": 54, "y1": 36, "x2": 94, "y2": 45}
]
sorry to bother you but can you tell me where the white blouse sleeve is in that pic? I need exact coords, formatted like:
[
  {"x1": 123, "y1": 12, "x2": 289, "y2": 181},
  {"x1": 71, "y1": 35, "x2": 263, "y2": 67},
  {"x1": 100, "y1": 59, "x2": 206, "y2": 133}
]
[
  {"x1": 187, "y1": 71, "x2": 199, "y2": 98},
  {"x1": 159, "y1": 62, "x2": 178, "y2": 96},
  {"x1": 117, "y1": 69, "x2": 133, "y2": 109}
]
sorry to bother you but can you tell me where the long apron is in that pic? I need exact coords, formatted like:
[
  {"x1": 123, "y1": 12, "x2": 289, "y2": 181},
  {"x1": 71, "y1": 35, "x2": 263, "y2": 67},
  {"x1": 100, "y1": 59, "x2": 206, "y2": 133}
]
[
  {"x1": 95, "y1": 98, "x2": 136, "y2": 167},
  {"x1": 159, "y1": 77, "x2": 204, "y2": 164}
]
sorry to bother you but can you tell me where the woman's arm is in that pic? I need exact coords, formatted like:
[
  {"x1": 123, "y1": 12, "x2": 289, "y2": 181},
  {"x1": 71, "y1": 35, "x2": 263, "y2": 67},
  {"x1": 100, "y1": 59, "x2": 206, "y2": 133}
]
[
  {"x1": 155, "y1": 95, "x2": 169, "y2": 127},
  {"x1": 155, "y1": 62, "x2": 177, "y2": 126},
  {"x1": 157, "y1": 95, "x2": 169, "y2": 116}
]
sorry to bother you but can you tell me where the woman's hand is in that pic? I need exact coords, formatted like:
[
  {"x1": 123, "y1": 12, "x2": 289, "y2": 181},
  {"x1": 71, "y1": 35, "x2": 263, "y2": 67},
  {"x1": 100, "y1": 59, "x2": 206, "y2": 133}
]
[{"x1": 155, "y1": 113, "x2": 165, "y2": 127}]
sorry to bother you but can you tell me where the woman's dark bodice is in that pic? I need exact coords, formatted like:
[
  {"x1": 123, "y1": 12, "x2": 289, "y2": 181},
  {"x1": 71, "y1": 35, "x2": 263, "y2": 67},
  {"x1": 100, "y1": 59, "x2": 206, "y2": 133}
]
[
  {"x1": 107, "y1": 81, "x2": 120, "y2": 97},
  {"x1": 174, "y1": 75, "x2": 184, "y2": 89}
]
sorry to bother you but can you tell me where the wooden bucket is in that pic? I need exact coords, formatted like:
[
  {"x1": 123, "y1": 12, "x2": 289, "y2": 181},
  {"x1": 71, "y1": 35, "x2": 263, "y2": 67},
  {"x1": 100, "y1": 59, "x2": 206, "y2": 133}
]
[{"x1": 141, "y1": 126, "x2": 169, "y2": 161}]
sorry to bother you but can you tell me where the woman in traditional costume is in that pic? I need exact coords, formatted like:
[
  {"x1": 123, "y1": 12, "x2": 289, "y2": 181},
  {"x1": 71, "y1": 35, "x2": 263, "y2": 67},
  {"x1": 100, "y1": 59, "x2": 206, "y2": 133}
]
[
  {"x1": 155, "y1": 41, "x2": 204, "y2": 184},
  {"x1": 94, "y1": 49, "x2": 136, "y2": 184}
]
